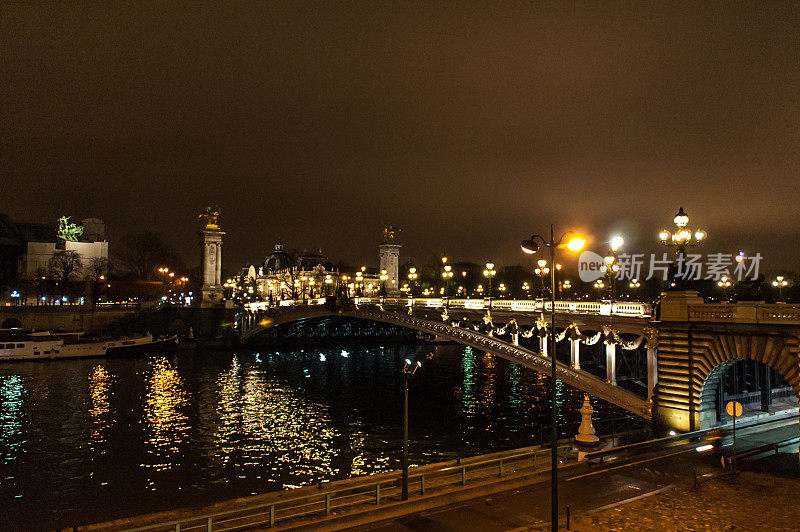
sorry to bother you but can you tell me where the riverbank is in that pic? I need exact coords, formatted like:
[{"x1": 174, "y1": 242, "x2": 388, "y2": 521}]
[{"x1": 572, "y1": 464, "x2": 800, "y2": 531}]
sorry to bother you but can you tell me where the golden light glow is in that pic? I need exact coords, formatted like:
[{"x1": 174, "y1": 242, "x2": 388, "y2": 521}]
[{"x1": 566, "y1": 237, "x2": 586, "y2": 252}]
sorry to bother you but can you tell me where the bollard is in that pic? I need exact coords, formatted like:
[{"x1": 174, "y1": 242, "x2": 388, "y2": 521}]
[
  {"x1": 325, "y1": 493, "x2": 331, "y2": 515},
  {"x1": 566, "y1": 505, "x2": 571, "y2": 530},
  {"x1": 207, "y1": 516, "x2": 213, "y2": 531},
  {"x1": 420, "y1": 475, "x2": 425, "y2": 495},
  {"x1": 175, "y1": 523, "x2": 181, "y2": 532},
  {"x1": 376, "y1": 483, "x2": 381, "y2": 505},
  {"x1": 269, "y1": 504, "x2": 275, "y2": 527},
  {"x1": 499, "y1": 460, "x2": 504, "y2": 477},
  {"x1": 461, "y1": 466, "x2": 466, "y2": 485}
]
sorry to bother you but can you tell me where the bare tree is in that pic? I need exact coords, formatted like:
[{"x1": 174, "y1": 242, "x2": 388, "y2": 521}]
[
  {"x1": 114, "y1": 231, "x2": 183, "y2": 280},
  {"x1": 88, "y1": 257, "x2": 108, "y2": 282},
  {"x1": 48, "y1": 250, "x2": 83, "y2": 298}
]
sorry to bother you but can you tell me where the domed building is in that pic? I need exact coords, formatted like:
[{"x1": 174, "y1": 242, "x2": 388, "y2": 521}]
[
  {"x1": 238, "y1": 241, "x2": 339, "y2": 302},
  {"x1": 261, "y1": 241, "x2": 293, "y2": 273}
]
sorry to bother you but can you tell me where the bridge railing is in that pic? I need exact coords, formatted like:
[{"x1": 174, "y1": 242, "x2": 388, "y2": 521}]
[
  {"x1": 243, "y1": 297, "x2": 652, "y2": 318},
  {"x1": 119, "y1": 443, "x2": 572, "y2": 532}
]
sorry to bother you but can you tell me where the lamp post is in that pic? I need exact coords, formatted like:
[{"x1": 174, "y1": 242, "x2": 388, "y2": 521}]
[
  {"x1": 535, "y1": 259, "x2": 550, "y2": 298},
  {"x1": 604, "y1": 235, "x2": 624, "y2": 300},
  {"x1": 658, "y1": 207, "x2": 707, "y2": 287},
  {"x1": 593, "y1": 279, "x2": 605, "y2": 295},
  {"x1": 442, "y1": 265, "x2": 454, "y2": 297},
  {"x1": 773, "y1": 275, "x2": 789, "y2": 302},
  {"x1": 717, "y1": 275, "x2": 733, "y2": 298},
  {"x1": 628, "y1": 278, "x2": 641, "y2": 300},
  {"x1": 401, "y1": 358, "x2": 422, "y2": 501},
  {"x1": 483, "y1": 262, "x2": 497, "y2": 307},
  {"x1": 560, "y1": 279, "x2": 572, "y2": 299},
  {"x1": 407, "y1": 267, "x2": 418, "y2": 297},
  {"x1": 521, "y1": 227, "x2": 585, "y2": 532}
]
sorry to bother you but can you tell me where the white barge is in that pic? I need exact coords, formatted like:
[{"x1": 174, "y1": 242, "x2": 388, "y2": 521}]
[{"x1": 0, "y1": 330, "x2": 177, "y2": 361}]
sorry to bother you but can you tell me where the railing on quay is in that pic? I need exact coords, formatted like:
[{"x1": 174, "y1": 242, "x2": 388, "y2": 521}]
[
  {"x1": 120, "y1": 444, "x2": 572, "y2": 532},
  {"x1": 244, "y1": 297, "x2": 652, "y2": 318},
  {"x1": 584, "y1": 411, "x2": 800, "y2": 463}
]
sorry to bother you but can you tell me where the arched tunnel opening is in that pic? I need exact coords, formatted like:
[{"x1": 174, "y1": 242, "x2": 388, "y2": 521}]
[{"x1": 701, "y1": 360, "x2": 799, "y2": 428}]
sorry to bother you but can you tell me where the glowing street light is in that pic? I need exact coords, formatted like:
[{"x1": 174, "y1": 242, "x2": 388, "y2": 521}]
[
  {"x1": 520, "y1": 227, "x2": 585, "y2": 531},
  {"x1": 603, "y1": 235, "x2": 623, "y2": 300},
  {"x1": 482, "y1": 262, "x2": 497, "y2": 305},
  {"x1": 658, "y1": 207, "x2": 707, "y2": 287},
  {"x1": 773, "y1": 275, "x2": 789, "y2": 302},
  {"x1": 407, "y1": 266, "x2": 418, "y2": 297},
  {"x1": 441, "y1": 264, "x2": 454, "y2": 298}
]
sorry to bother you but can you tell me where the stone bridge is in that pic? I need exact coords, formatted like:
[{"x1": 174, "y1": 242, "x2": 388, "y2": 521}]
[
  {"x1": 239, "y1": 293, "x2": 800, "y2": 432},
  {"x1": 240, "y1": 297, "x2": 654, "y2": 417}
]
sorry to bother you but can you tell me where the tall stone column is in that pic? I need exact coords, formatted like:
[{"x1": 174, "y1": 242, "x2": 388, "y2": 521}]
[
  {"x1": 198, "y1": 206, "x2": 225, "y2": 308},
  {"x1": 379, "y1": 243, "x2": 401, "y2": 296},
  {"x1": 539, "y1": 335, "x2": 548, "y2": 357},
  {"x1": 215, "y1": 242, "x2": 223, "y2": 285}
]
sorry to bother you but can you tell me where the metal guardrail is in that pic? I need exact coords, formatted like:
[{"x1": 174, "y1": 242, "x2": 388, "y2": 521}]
[
  {"x1": 733, "y1": 436, "x2": 800, "y2": 461},
  {"x1": 120, "y1": 444, "x2": 572, "y2": 532},
  {"x1": 585, "y1": 412, "x2": 800, "y2": 462}
]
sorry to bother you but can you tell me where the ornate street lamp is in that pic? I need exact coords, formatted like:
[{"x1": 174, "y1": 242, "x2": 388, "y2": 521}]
[
  {"x1": 521, "y1": 227, "x2": 586, "y2": 532},
  {"x1": 483, "y1": 262, "x2": 497, "y2": 306},
  {"x1": 603, "y1": 235, "x2": 624, "y2": 300},
  {"x1": 560, "y1": 279, "x2": 572, "y2": 298},
  {"x1": 407, "y1": 267, "x2": 418, "y2": 297},
  {"x1": 773, "y1": 275, "x2": 789, "y2": 302},
  {"x1": 658, "y1": 207, "x2": 707, "y2": 287},
  {"x1": 441, "y1": 264, "x2": 454, "y2": 297}
]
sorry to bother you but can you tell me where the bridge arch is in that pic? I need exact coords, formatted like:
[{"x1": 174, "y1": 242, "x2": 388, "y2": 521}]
[
  {"x1": 695, "y1": 334, "x2": 800, "y2": 429},
  {"x1": 241, "y1": 307, "x2": 649, "y2": 417},
  {"x1": 658, "y1": 329, "x2": 800, "y2": 431},
  {"x1": 1, "y1": 317, "x2": 22, "y2": 329}
]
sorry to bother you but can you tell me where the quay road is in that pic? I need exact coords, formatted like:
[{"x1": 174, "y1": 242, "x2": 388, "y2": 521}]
[{"x1": 358, "y1": 419, "x2": 799, "y2": 532}]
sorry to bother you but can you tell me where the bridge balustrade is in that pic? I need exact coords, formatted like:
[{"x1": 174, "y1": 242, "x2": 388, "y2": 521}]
[{"x1": 263, "y1": 297, "x2": 652, "y2": 318}]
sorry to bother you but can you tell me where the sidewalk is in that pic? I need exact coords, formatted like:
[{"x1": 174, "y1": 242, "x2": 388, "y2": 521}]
[
  {"x1": 571, "y1": 459, "x2": 799, "y2": 531},
  {"x1": 361, "y1": 426, "x2": 799, "y2": 532}
]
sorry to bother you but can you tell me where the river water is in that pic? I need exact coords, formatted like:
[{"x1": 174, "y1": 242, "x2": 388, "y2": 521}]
[{"x1": 0, "y1": 342, "x2": 642, "y2": 530}]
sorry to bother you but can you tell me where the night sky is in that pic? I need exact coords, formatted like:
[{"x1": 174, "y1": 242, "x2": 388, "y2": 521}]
[{"x1": 3, "y1": 3, "x2": 800, "y2": 273}]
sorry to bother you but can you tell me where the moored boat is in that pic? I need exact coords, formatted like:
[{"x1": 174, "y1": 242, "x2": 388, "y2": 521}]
[{"x1": 0, "y1": 329, "x2": 178, "y2": 362}]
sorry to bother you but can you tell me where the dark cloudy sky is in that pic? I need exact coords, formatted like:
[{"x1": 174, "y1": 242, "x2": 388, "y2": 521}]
[{"x1": 3, "y1": 3, "x2": 800, "y2": 273}]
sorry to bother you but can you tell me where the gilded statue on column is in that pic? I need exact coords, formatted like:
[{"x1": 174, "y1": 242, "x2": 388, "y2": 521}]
[
  {"x1": 199, "y1": 205, "x2": 221, "y2": 230},
  {"x1": 382, "y1": 224, "x2": 400, "y2": 243}
]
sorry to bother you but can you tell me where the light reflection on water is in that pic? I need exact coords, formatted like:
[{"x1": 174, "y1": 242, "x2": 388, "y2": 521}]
[
  {"x1": 0, "y1": 375, "x2": 25, "y2": 470},
  {"x1": 0, "y1": 343, "x2": 643, "y2": 530},
  {"x1": 88, "y1": 365, "x2": 113, "y2": 454}
]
